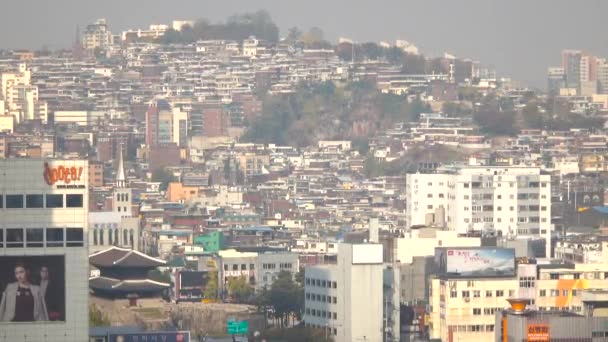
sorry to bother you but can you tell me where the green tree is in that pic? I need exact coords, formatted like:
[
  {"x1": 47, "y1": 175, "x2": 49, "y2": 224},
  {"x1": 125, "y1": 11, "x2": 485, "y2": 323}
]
[
  {"x1": 227, "y1": 276, "x2": 254, "y2": 303},
  {"x1": 204, "y1": 271, "x2": 218, "y2": 300},
  {"x1": 268, "y1": 271, "x2": 303, "y2": 328},
  {"x1": 151, "y1": 168, "x2": 177, "y2": 192},
  {"x1": 147, "y1": 269, "x2": 171, "y2": 284},
  {"x1": 522, "y1": 103, "x2": 544, "y2": 129},
  {"x1": 89, "y1": 304, "x2": 111, "y2": 327}
]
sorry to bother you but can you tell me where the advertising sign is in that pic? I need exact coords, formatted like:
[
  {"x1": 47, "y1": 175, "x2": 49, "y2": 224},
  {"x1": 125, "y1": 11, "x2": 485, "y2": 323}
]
[
  {"x1": 527, "y1": 324, "x2": 549, "y2": 341},
  {"x1": 0, "y1": 256, "x2": 65, "y2": 322},
  {"x1": 435, "y1": 248, "x2": 515, "y2": 278},
  {"x1": 109, "y1": 331, "x2": 190, "y2": 342}
]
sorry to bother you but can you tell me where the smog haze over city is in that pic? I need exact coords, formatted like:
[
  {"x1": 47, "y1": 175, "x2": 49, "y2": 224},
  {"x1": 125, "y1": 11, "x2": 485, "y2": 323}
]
[
  {"x1": 3, "y1": 1, "x2": 608, "y2": 342},
  {"x1": 1, "y1": 0, "x2": 607, "y2": 87}
]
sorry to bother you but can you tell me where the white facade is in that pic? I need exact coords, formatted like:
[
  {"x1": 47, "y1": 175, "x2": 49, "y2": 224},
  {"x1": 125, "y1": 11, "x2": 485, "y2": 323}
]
[
  {"x1": 0, "y1": 159, "x2": 88, "y2": 341},
  {"x1": 82, "y1": 19, "x2": 113, "y2": 50},
  {"x1": 395, "y1": 228, "x2": 481, "y2": 264},
  {"x1": 406, "y1": 166, "x2": 552, "y2": 256},
  {"x1": 304, "y1": 243, "x2": 384, "y2": 342}
]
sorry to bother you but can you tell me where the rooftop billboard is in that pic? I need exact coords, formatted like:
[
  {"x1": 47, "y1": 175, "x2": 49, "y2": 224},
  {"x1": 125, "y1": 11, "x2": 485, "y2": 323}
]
[{"x1": 435, "y1": 248, "x2": 515, "y2": 278}]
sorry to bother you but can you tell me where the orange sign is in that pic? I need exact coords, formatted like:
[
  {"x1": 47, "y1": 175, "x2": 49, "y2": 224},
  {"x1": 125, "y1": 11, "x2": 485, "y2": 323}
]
[
  {"x1": 43, "y1": 162, "x2": 83, "y2": 185},
  {"x1": 527, "y1": 324, "x2": 549, "y2": 342}
]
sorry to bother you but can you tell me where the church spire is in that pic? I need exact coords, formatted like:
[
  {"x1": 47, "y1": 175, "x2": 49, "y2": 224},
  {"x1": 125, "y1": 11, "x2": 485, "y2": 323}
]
[{"x1": 116, "y1": 144, "x2": 126, "y2": 188}]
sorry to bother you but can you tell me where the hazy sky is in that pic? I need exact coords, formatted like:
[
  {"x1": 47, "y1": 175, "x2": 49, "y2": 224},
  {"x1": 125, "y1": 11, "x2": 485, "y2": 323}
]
[{"x1": 1, "y1": 0, "x2": 606, "y2": 87}]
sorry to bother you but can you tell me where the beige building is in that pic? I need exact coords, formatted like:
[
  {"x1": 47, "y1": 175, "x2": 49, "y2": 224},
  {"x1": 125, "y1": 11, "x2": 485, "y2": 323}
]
[{"x1": 430, "y1": 276, "x2": 518, "y2": 341}]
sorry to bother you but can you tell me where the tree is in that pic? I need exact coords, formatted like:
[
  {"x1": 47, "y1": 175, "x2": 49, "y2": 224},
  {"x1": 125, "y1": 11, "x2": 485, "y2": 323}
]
[
  {"x1": 204, "y1": 271, "x2": 218, "y2": 300},
  {"x1": 286, "y1": 27, "x2": 302, "y2": 43},
  {"x1": 151, "y1": 168, "x2": 177, "y2": 192},
  {"x1": 148, "y1": 269, "x2": 171, "y2": 284},
  {"x1": 522, "y1": 103, "x2": 544, "y2": 129},
  {"x1": 89, "y1": 304, "x2": 111, "y2": 327},
  {"x1": 227, "y1": 276, "x2": 254, "y2": 303},
  {"x1": 268, "y1": 271, "x2": 303, "y2": 328},
  {"x1": 474, "y1": 109, "x2": 518, "y2": 136}
]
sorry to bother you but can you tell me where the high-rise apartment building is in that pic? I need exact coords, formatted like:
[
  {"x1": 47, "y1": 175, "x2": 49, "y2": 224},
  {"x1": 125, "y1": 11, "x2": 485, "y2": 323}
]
[
  {"x1": 304, "y1": 243, "x2": 390, "y2": 342},
  {"x1": 562, "y1": 50, "x2": 582, "y2": 92},
  {"x1": 82, "y1": 19, "x2": 113, "y2": 51},
  {"x1": 406, "y1": 165, "x2": 552, "y2": 256},
  {"x1": 547, "y1": 67, "x2": 566, "y2": 95},
  {"x1": 145, "y1": 99, "x2": 188, "y2": 147}
]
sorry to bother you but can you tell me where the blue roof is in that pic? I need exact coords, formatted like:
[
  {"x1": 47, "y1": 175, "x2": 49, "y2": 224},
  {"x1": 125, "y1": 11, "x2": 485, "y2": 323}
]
[
  {"x1": 593, "y1": 206, "x2": 608, "y2": 214},
  {"x1": 238, "y1": 226, "x2": 274, "y2": 233}
]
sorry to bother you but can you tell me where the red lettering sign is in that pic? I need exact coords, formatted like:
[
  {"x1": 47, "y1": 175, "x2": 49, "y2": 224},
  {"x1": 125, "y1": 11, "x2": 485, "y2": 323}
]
[{"x1": 43, "y1": 162, "x2": 83, "y2": 185}]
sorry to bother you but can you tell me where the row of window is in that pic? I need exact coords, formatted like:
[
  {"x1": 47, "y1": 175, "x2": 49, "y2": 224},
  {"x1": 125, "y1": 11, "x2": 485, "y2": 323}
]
[
  {"x1": 447, "y1": 324, "x2": 494, "y2": 333},
  {"x1": 222, "y1": 263, "x2": 295, "y2": 271},
  {"x1": 306, "y1": 292, "x2": 337, "y2": 304},
  {"x1": 543, "y1": 272, "x2": 608, "y2": 280},
  {"x1": 0, "y1": 194, "x2": 83, "y2": 209},
  {"x1": 462, "y1": 217, "x2": 547, "y2": 224},
  {"x1": 92, "y1": 228, "x2": 135, "y2": 246},
  {"x1": 538, "y1": 306, "x2": 582, "y2": 312},
  {"x1": 0, "y1": 227, "x2": 84, "y2": 248},
  {"x1": 472, "y1": 307, "x2": 502, "y2": 315},
  {"x1": 539, "y1": 289, "x2": 579, "y2": 297},
  {"x1": 224, "y1": 263, "x2": 256, "y2": 271},
  {"x1": 450, "y1": 290, "x2": 514, "y2": 298},
  {"x1": 304, "y1": 324, "x2": 337, "y2": 336},
  {"x1": 305, "y1": 308, "x2": 337, "y2": 320},
  {"x1": 305, "y1": 278, "x2": 337, "y2": 289},
  {"x1": 262, "y1": 263, "x2": 293, "y2": 270}
]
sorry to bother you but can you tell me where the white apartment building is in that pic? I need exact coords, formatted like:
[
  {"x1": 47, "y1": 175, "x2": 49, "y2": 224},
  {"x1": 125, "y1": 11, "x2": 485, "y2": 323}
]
[
  {"x1": 82, "y1": 18, "x2": 113, "y2": 51},
  {"x1": 304, "y1": 243, "x2": 386, "y2": 342},
  {"x1": 406, "y1": 166, "x2": 552, "y2": 256},
  {"x1": 0, "y1": 159, "x2": 89, "y2": 341}
]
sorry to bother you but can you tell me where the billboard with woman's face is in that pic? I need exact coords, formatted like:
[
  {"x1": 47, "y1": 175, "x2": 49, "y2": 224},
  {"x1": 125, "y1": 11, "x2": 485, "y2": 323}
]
[{"x1": 0, "y1": 256, "x2": 65, "y2": 322}]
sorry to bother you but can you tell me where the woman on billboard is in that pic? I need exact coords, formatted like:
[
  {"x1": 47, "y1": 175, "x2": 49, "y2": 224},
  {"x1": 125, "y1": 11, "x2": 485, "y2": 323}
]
[{"x1": 0, "y1": 262, "x2": 48, "y2": 322}]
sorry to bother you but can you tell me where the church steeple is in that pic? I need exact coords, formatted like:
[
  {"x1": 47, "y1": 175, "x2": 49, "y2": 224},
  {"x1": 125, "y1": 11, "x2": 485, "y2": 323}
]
[{"x1": 116, "y1": 144, "x2": 126, "y2": 188}]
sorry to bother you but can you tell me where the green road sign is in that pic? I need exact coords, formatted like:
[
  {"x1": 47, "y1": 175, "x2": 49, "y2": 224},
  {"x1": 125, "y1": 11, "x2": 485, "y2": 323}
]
[{"x1": 227, "y1": 320, "x2": 249, "y2": 335}]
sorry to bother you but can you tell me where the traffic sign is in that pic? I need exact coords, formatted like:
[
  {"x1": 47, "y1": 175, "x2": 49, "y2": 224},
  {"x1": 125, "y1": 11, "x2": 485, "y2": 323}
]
[{"x1": 227, "y1": 320, "x2": 249, "y2": 335}]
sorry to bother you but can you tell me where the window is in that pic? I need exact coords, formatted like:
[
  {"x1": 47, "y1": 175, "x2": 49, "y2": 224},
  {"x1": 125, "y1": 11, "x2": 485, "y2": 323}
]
[
  {"x1": 6, "y1": 228, "x2": 24, "y2": 248},
  {"x1": 572, "y1": 290, "x2": 578, "y2": 297},
  {"x1": 550, "y1": 289, "x2": 559, "y2": 297},
  {"x1": 333, "y1": 296, "x2": 337, "y2": 304},
  {"x1": 0, "y1": 229, "x2": 3, "y2": 247},
  {"x1": 250, "y1": 264, "x2": 255, "y2": 270},
  {"x1": 233, "y1": 264, "x2": 238, "y2": 271},
  {"x1": 6, "y1": 195, "x2": 24, "y2": 208},
  {"x1": 496, "y1": 290, "x2": 504, "y2": 297},
  {"x1": 332, "y1": 312, "x2": 337, "y2": 320},
  {"x1": 550, "y1": 273, "x2": 559, "y2": 280},
  {"x1": 450, "y1": 290, "x2": 457, "y2": 298},
  {"x1": 26, "y1": 228, "x2": 44, "y2": 247},
  {"x1": 574, "y1": 273, "x2": 580, "y2": 279},
  {"x1": 332, "y1": 281, "x2": 337, "y2": 288},
  {"x1": 462, "y1": 291, "x2": 470, "y2": 298},
  {"x1": 562, "y1": 289, "x2": 569, "y2": 297},
  {"x1": 486, "y1": 290, "x2": 493, "y2": 297},
  {"x1": 26, "y1": 194, "x2": 44, "y2": 208},
  {"x1": 473, "y1": 290, "x2": 480, "y2": 298},
  {"x1": 46, "y1": 194, "x2": 63, "y2": 208},
  {"x1": 224, "y1": 264, "x2": 228, "y2": 271},
  {"x1": 66, "y1": 228, "x2": 84, "y2": 247},
  {"x1": 539, "y1": 289, "x2": 546, "y2": 297},
  {"x1": 473, "y1": 308, "x2": 481, "y2": 315},
  {"x1": 241, "y1": 264, "x2": 246, "y2": 270},
  {"x1": 66, "y1": 194, "x2": 83, "y2": 208}
]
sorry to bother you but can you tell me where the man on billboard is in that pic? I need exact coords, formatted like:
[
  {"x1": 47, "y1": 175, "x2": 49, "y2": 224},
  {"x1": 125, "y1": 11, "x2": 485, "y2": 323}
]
[{"x1": 0, "y1": 261, "x2": 49, "y2": 322}]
